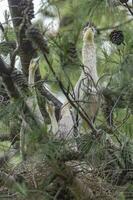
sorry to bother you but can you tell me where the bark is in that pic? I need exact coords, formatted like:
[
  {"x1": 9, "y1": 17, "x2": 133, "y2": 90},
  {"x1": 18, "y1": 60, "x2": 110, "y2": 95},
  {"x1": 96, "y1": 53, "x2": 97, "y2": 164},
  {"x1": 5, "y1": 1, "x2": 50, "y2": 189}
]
[
  {"x1": 7, "y1": 0, "x2": 37, "y2": 76},
  {"x1": 0, "y1": 57, "x2": 41, "y2": 129}
]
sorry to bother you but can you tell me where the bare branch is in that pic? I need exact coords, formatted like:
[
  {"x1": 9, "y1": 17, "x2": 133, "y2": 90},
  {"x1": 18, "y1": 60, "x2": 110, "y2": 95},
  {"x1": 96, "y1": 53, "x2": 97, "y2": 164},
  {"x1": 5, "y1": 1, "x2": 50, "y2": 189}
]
[{"x1": 98, "y1": 19, "x2": 133, "y2": 32}]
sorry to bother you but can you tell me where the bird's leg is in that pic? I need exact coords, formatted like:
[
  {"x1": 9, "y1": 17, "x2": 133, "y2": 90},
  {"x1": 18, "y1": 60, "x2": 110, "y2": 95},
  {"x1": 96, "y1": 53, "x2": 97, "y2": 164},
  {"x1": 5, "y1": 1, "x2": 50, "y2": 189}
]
[{"x1": 46, "y1": 100, "x2": 58, "y2": 136}]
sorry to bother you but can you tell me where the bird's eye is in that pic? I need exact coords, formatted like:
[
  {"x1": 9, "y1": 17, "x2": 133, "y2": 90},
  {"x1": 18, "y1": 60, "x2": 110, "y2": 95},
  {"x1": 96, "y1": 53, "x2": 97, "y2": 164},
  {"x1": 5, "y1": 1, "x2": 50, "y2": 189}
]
[
  {"x1": 91, "y1": 27, "x2": 97, "y2": 35},
  {"x1": 92, "y1": 27, "x2": 96, "y2": 33}
]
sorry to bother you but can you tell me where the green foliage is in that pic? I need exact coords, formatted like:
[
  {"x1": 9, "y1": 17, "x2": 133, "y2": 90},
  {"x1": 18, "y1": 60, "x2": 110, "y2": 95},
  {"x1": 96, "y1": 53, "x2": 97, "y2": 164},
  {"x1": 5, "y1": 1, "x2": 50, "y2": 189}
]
[{"x1": 0, "y1": 0, "x2": 133, "y2": 199}]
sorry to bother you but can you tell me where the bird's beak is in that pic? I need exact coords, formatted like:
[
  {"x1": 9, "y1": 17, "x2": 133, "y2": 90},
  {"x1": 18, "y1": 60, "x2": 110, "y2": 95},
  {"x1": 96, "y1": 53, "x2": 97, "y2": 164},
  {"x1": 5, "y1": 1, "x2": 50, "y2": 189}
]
[{"x1": 34, "y1": 56, "x2": 40, "y2": 64}]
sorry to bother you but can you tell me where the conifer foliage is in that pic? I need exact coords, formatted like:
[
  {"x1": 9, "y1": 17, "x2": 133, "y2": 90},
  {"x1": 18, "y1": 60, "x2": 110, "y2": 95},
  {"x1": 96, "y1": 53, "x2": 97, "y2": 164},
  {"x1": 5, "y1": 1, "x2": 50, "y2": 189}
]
[{"x1": 0, "y1": 0, "x2": 133, "y2": 199}]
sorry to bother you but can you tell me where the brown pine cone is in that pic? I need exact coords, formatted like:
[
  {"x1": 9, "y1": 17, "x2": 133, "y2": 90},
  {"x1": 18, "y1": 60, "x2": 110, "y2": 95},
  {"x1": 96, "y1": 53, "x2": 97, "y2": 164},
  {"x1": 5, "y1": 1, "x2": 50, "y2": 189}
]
[
  {"x1": 109, "y1": 30, "x2": 124, "y2": 45},
  {"x1": 26, "y1": 27, "x2": 49, "y2": 54}
]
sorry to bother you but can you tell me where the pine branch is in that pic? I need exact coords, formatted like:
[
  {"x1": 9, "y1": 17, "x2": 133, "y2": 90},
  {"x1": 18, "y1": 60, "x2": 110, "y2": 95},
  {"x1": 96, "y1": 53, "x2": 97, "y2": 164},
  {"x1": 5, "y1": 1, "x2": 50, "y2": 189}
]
[
  {"x1": 125, "y1": 2, "x2": 133, "y2": 15},
  {"x1": 98, "y1": 18, "x2": 133, "y2": 32}
]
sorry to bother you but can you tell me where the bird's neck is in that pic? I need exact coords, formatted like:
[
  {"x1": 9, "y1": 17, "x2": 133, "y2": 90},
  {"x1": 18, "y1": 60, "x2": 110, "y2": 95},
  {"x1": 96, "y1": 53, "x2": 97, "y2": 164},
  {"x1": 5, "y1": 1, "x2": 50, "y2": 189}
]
[
  {"x1": 82, "y1": 41, "x2": 98, "y2": 84},
  {"x1": 28, "y1": 69, "x2": 35, "y2": 87}
]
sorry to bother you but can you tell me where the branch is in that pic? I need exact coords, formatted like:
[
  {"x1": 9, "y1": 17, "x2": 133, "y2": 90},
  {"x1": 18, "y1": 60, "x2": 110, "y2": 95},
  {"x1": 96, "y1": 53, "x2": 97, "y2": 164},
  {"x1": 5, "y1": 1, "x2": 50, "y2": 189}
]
[
  {"x1": 10, "y1": 45, "x2": 19, "y2": 72},
  {"x1": 98, "y1": 19, "x2": 133, "y2": 32},
  {"x1": 125, "y1": 2, "x2": 133, "y2": 15}
]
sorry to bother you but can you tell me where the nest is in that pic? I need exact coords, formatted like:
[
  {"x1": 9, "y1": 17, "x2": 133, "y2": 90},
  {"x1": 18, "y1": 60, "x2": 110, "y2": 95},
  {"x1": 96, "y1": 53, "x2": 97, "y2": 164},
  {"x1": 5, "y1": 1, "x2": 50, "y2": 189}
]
[{"x1": 0, "y1": 157, "x2": 118, "y2": 200}]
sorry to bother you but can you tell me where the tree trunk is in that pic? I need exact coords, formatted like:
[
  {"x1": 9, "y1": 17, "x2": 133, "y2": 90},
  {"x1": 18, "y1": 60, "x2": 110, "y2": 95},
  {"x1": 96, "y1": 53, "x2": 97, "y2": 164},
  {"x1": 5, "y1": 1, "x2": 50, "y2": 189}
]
[{"x1": 7, "y1": 0, "x2": 37, "y2": 76}]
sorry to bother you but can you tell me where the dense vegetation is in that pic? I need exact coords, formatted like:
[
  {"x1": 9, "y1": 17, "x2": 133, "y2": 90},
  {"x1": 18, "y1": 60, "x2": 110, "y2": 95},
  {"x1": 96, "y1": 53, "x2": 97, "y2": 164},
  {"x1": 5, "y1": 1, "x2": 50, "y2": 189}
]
[{"x1": 0, "y1": 0, "x2": 133, "y2": 199}]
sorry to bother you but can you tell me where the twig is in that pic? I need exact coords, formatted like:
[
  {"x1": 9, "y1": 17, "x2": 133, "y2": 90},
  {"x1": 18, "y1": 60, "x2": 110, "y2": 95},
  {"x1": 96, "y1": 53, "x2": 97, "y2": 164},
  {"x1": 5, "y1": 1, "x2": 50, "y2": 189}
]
[
  {"x1": 98, "y1": 19, "x2": 133, "y2": 32},
  {"x1": 125, "y1": 2, "x2": 133, "y2": 15},
  {"x1": 10, "y1": 45, "x2": 19, "y2": 72}
]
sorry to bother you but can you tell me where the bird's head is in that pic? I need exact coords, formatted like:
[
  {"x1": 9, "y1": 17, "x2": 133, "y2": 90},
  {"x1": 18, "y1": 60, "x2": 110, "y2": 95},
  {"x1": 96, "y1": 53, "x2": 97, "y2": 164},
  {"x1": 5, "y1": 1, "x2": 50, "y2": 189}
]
[
  {"x1": 82, "y1": 22, "x2": 96, "y2": 43},
  {"x1": 46, "y1": 100, "x2": 55, "y2": 117},
  {"x1": 29, "y1": 56, "x2": 40, "y2": 74}
]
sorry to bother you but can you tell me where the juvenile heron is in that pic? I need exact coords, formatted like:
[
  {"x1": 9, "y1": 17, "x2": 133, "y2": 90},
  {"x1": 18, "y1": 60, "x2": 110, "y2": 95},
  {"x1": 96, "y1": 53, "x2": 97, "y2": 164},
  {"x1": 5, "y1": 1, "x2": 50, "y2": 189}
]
[
  {"x1": 58, "y1": 24, "x2": 100, "y2": 139},
  {"x1": 28, "y1": 56, "x2": 44, "y2": 124},
  {"x1": 46, "y1": 100, "x2": 58, "y2": 135},
  {"x1": 20, "y1": 57, "x2": 44, "y2": 159}
]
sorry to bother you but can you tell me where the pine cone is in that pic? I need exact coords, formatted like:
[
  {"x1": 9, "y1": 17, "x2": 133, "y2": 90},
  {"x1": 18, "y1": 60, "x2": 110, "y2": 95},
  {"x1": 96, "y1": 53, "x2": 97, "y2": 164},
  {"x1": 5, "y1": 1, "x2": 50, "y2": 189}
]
[
  {"x1": 0, "y1": 84, "x2": 10, "y2": 105},
  {"x1": 102, "y1": 100, "x2": 114, "y2": 127},
  {"x1": 11, "y1": 69, "x2": 28, "y2": 94},
  {"x1": 67, "y1": 42, "x2": 77, "y2": 60},
  {"x1": 26, "y1": 27, "x2": 49, "y2": 54},
  {"x1": 19, "y1": 0, "x2": 34, "y2": 20},
  {"x1": 27, "y1": 0, "x2": 34, "y2": 20},
  {"x1": 109, "y1": 30, "x2": 124, "y2": 45},
  {"x1": 19, "y1": 0, "x2": 27, "y2": 10}
]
